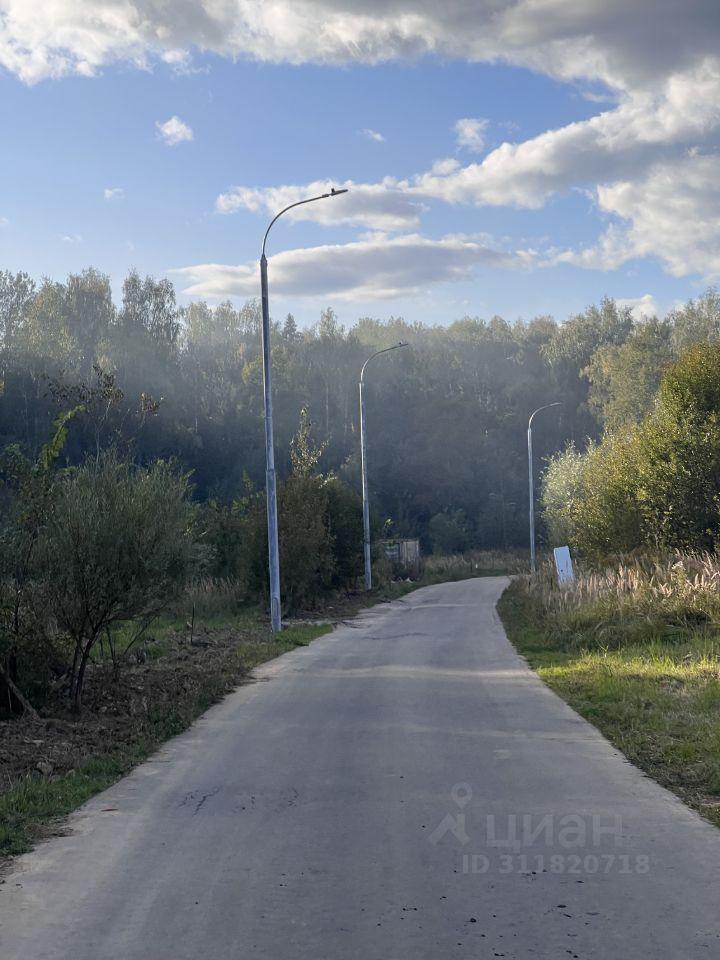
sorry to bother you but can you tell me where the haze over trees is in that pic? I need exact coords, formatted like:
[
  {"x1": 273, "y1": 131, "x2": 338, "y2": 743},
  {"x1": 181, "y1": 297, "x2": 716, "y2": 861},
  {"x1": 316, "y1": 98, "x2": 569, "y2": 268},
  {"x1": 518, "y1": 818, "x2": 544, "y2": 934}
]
[{"x1": 2, "y1": 267, "x2": 720, "y2": 555}]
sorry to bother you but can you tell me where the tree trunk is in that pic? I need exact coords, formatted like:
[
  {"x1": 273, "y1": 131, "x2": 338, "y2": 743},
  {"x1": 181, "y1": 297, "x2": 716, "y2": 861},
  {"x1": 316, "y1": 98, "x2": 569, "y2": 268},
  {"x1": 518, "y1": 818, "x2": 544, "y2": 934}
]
[
  {"x1": 69, "y1": 640, "x2": 82, "y2": 706},
  {"x1": 0, "y1": 659, "x2": 39, "y2": 719}
]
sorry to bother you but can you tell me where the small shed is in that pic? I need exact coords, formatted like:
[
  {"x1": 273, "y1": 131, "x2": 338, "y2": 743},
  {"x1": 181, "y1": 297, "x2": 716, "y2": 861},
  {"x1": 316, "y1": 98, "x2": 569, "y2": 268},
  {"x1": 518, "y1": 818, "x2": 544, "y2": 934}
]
[{"x1": 380, "y1": 538, "x2": 421, "y2": 570}]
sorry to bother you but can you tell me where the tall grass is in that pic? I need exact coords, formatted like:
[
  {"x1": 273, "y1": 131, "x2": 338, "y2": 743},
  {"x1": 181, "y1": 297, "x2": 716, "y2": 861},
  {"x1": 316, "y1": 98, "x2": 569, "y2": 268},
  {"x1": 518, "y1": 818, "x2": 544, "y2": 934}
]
[
  {"x1": 423, "y1": 549, "x2": 527, "y2": 581},
  {"x1": 524, "y1": 553, "x2": 720, "y2": 648},
  {"x1": 171, "y1": 577, "x2": 247, "y2": 622}
]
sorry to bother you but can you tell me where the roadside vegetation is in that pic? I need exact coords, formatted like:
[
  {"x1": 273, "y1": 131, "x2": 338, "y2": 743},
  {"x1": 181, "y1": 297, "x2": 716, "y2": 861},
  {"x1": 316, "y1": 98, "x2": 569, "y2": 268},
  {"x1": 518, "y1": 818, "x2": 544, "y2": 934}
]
[
  {"x1": 500, "y1": 560, "x2": 720, "y2": 828},
  {"x1": 504, "y1": 328, "x2": 720, "y2": 831},
  {"x1": 542, "y1": 338, "x2": 720, "y2": 561},
  {"x1": 0, "y1": 598, "x2": 331, "y2": 857},
  {"x1": 0, "y1": 384, "x2": 521, "y2": 860}
]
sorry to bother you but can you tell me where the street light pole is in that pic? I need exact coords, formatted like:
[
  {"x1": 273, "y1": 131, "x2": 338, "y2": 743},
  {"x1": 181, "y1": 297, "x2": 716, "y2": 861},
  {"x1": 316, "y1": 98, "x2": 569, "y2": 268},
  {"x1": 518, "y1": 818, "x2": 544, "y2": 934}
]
[
  {"x1": 359, "y1": 342, "x2": 408, "y2": 590},
  {"x1": 260, "y1": 187, "x2": 348, "y2": 632},
  {"x1": 528, "y1": 402, "x2": 562, "y2": 573}
]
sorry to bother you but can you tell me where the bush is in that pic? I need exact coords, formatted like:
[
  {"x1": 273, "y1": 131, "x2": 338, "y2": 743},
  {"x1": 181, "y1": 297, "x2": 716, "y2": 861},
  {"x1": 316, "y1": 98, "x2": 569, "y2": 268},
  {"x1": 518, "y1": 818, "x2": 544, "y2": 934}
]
[
  {"x1": 38, "y1": 452, "x2": 196, "y2": 709},
  {"x1": 542, "y1": 342, "x2": 720, "y2": 560},
  {"x1": 540, "y1": 444, "x2": 586, "y2": 547},
  {"x1": 428, "y1": 509, "x2": 470, "y2": 554},
  {"x1": 0, "y1": 409, "x2": 84, "y2": 714},
  {"x1": 324, "y1": 477, "x2": 363, "y2": 588}
]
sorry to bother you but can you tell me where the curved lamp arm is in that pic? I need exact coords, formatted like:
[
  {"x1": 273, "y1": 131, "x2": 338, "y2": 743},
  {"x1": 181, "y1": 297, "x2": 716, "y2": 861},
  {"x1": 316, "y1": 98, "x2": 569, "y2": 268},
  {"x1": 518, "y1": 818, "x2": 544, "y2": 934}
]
[
  {"x1": 262, "y1": 188, "x2": 348, "y2": 258},
  {"x1": 360, "y1": 342, "x2": 409, "y2": 383},
  {"x1": 529, "y1": 401, "x2": 562, "y2": 430}
]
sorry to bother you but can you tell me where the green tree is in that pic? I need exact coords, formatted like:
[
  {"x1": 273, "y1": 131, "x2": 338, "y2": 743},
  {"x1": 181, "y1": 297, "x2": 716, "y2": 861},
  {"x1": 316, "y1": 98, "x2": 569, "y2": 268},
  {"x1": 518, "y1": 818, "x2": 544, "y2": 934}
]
[
  {"x1": 585, "y1": 318, "x2": 674, "y2": 430},
  {"x1": 540, "y1": 444, "x2": 587, "y2": 547},
  {"x1": 39, "y1": 452, "x2": 195, "y2": 710},
  {"x1": 428, "y1": 509, "x2": 470, "y2": 554}
]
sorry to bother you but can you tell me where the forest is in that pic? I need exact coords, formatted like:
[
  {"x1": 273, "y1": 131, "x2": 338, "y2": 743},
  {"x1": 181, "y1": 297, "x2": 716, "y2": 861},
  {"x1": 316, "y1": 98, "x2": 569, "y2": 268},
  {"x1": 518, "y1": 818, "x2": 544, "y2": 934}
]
[
  {"x1": 3, "y1": 267, "x2": 720, "y2": 562},
  {"x1": 8, "y1": 268, "x2": 718, "y2": 558}
]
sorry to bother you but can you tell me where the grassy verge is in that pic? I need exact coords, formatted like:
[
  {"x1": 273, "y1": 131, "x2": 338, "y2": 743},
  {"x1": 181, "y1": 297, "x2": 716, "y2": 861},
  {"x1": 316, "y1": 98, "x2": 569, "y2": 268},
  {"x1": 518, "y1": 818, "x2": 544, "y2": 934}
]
[
  {"x1": 498, "y1": 577, "x2": 720, "y2": 828},
  {"x1": 0, "y1": 619, "x2": 330, "y2": 860}
]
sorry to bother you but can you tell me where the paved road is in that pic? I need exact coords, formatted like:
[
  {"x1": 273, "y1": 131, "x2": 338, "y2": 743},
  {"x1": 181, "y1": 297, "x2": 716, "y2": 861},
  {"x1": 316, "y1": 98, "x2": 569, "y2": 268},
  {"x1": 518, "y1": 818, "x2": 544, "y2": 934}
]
[{"x1": 2, "y1": 577, "x2": 720, "y2": 958}]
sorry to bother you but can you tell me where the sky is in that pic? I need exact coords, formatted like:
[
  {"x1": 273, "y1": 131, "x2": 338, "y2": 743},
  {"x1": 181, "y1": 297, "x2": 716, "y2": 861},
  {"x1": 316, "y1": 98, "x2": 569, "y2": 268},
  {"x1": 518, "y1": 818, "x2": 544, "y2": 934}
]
[{"x1": 1, "y1": 1, "x2": 719, "y2": 328}]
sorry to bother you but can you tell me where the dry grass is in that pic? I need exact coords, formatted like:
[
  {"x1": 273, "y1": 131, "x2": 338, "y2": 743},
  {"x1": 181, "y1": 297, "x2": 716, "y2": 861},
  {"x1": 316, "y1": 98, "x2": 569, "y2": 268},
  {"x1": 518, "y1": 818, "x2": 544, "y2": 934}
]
[
  {"x1": 423, "y1": 549, "x2": 527, "y2": 580},
  {"x1": 526, "y1": 552, "x2": 720, "y2": 648},
  {"x1": 170, "y1": 576, "x2": 247, "y2": 622},
  {"x1": 499, "y1": 558, "x2": 720, "y2": 828}
]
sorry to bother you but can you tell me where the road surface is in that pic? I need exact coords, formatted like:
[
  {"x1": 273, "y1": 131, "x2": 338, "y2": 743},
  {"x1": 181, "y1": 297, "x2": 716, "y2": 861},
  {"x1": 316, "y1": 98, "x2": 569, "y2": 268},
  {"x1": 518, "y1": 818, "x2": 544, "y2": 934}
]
[{"x1": 2, "y1": 577, "x2": 720, "y2": 958}]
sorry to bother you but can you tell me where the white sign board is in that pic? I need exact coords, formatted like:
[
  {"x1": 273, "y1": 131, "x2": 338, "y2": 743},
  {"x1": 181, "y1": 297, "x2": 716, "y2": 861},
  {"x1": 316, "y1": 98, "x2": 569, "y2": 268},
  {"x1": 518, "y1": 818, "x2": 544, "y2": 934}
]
[{"x1": 553, "y1": 546, "x2": 575, "y2": 584}]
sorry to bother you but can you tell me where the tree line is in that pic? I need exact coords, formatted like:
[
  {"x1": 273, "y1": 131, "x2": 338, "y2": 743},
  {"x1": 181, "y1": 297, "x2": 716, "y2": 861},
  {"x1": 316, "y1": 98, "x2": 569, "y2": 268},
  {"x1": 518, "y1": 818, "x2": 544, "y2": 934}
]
[{"x1": 2, "y1": 268, "x2": 719, "y2": 555}]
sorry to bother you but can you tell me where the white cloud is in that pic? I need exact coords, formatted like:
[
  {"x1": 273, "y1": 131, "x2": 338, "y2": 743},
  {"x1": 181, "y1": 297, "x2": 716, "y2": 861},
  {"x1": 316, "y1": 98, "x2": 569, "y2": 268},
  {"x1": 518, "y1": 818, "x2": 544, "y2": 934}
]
[
  {"x1": 173, "y1": 233, "x2": 516, "y2": 301},
  {"x1": 213, "y1": 54, "x2": 720, "y2": 281},
  {"x1": 0, "y1": 217, "x2": 9, "y2": 227},
  {"x1": 156, "y1": 115, "x2": 193, "y2": 146},
  {"x1": 411, "y1": 61, "x2": 720, "y2": 208},
  {"x1": 215, "y1": 179, "x2": 425, "y2": 232},
  {"x1": 454, "y1": 117, "x2": 489, "y2": 152},
  {"x1": 616, "y1": 294, "x2": 660, "y2": 321},
  {"x1": 556, "y1": 153, "x2": 720, "y2": 280},
  {"x1": 61, "y1": 233, "x2": 82, "y2": 244},
  {"x1": 2, "y1": 1, "x2": 719, "y2": 90},
  {"x1": 215, "y1": 59, "x2": 720, "y2": 221},
  {"x1": 361, "y1": 128, "x2": 385, "y2": 142},
  {"x1": 6, "y1": 1, "x2": 720, "y2": 287},
  {"x1": 103, "y1": 186, "x2": 124, "y2": 200},
  {"x1": 159, "y1": 48, "x2": 208, "y2": 76}
]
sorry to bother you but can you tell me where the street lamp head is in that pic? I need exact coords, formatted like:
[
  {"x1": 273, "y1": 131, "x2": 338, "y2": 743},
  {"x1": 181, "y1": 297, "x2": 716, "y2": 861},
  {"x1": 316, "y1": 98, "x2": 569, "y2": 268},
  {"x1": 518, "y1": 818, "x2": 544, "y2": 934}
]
[{"x1": 263, "y1": 186, "x2": 349, "y2": 255}]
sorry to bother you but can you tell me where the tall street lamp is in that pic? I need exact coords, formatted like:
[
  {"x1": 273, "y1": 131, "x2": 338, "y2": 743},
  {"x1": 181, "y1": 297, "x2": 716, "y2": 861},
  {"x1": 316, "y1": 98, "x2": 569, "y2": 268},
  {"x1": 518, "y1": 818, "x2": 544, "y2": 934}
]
[
  {"x1": 528, "y1": 402, "x2": 562, "y2": 573},
  {"x1": 359, "y1": 342, "x2": 408, "y2": 590},
  {"x1": 260, "y1": 187, "x2": 348, "y2": 632}
]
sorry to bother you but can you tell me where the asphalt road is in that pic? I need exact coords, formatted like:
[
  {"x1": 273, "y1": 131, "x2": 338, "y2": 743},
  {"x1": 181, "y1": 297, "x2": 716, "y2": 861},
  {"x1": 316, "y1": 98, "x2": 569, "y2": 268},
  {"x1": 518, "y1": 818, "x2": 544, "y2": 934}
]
[{"x1": 2, "y1": 577, "x2": 720, "y2": 958}]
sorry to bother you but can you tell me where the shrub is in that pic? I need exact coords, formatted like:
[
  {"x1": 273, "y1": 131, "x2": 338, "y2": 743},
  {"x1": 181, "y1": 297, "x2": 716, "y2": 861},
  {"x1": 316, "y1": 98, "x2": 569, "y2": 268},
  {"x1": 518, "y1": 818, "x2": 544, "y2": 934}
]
[
  {"x1": 428, "y1": 509, "x2": 471, "y2": 555},
  {"x1": 541, "y1": 342, "x2": 720, "y2": 560},
  {"x1": 37, "y1": 452, "x2": 196, "y2": 709},
  {"x1": 0, "y1": 408, "x2": 84, "y2": 714},
  {"x1": 324, "y1": 477, "x2": 364, "y2": 588},
  {"x1": 540, "y1": 444, "x2": 586, "y2": 547},
  {"x1": 243, "y1": 408, "x2": 363, "y2": 614}
]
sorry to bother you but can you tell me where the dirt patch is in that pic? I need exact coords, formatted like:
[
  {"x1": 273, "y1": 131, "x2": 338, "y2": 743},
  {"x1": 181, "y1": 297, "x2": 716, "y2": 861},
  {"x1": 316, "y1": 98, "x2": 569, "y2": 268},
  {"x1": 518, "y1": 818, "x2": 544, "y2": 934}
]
[{"x1": 0, "y1": 623, "x2": 274, "y2": 792}]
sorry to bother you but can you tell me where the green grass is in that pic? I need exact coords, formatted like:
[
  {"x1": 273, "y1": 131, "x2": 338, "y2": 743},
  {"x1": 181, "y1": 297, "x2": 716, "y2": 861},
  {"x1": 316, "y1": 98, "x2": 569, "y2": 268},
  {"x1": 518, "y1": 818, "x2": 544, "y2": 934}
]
[
  {"x1": 498, "y1": 579, "x2": 720, "y2": 828},
  {"x1": 279, "y1": 623, "x2": 333, "y2": 646},
  {"x1": 1, "y1": 621, "x2": 332, "y2": 859},
  {"x1": 0, "y1": 757, "x2": 125, "y2": 856}
]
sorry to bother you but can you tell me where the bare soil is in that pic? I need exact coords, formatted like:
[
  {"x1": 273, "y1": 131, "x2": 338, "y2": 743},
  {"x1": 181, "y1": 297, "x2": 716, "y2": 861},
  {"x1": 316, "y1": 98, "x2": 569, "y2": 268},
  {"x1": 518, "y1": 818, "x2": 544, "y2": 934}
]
[{"x1": 0, "y1": 623, "x2": 274, "y2": 792}]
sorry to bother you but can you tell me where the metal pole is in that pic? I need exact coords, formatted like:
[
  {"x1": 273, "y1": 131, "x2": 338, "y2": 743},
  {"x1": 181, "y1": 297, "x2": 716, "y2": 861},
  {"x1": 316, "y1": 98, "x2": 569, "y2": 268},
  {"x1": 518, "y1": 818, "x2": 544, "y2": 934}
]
[
  {"x1": 258, "y1": 187, "x2": 348, "y2": 632},
  {"x1": 359, "y1": 378, "x2": 372, "y2": 590},
  {"x1": 528, "y1": 422, "x2": 536, "y2": 573},
  {"x1": 527, "y1": 402, "x2": 562, "y2": 574},
  {"x1": 260, "y1": 253, "x2": 282, "y2": 632},
  {"x1": 359, "y1": 342, "x2": 408, "y2": 591}
]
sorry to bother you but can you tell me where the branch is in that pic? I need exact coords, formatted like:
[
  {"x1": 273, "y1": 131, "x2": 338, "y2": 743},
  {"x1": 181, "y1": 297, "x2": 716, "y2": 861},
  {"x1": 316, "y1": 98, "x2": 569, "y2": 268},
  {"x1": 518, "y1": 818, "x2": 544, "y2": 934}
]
[{"x1": 0, "y1": 662, "x2": 39, "y2": 720}]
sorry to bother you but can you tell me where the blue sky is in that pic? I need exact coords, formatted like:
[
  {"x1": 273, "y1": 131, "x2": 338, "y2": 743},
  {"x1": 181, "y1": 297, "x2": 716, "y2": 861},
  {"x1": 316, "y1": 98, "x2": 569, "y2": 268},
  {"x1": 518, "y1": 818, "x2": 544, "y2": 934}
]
[{"x1": 1, "y1": 2, "x2": 718, "y2": 328}]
